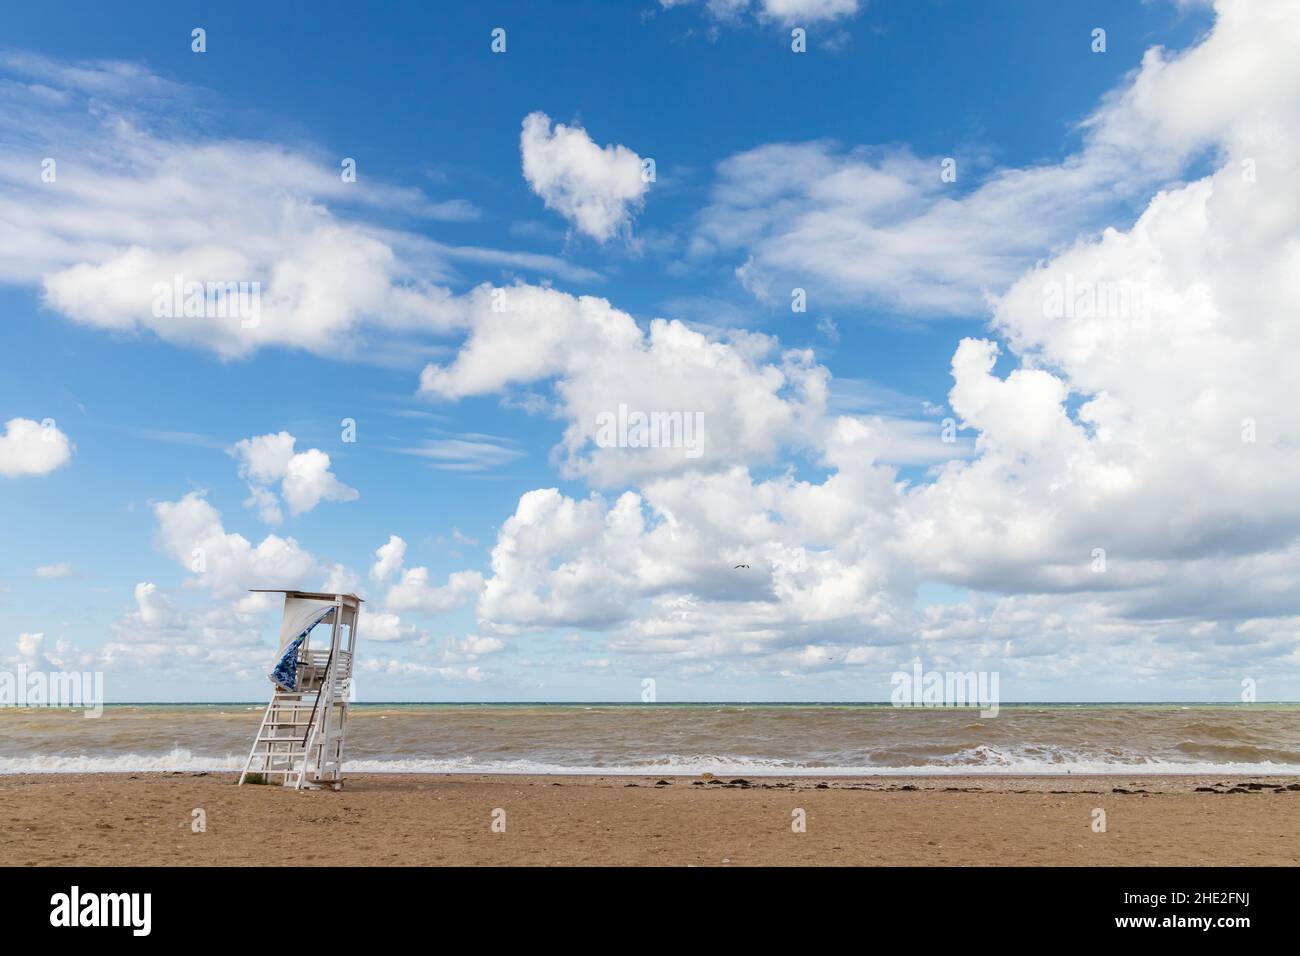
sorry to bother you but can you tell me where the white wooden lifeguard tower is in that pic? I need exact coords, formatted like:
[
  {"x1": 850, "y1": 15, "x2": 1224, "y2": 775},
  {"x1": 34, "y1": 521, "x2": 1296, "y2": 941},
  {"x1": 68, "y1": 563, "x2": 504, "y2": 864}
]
[{"x1": 239, "y1": 590, "x2": 362, "y2": 791}]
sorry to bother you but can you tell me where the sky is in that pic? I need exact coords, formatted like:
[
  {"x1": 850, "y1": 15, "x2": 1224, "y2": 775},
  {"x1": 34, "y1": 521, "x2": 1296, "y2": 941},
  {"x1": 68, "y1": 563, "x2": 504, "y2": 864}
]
[{"x1": 1, "y1": 0, "x2": 1298, "y2": 702}]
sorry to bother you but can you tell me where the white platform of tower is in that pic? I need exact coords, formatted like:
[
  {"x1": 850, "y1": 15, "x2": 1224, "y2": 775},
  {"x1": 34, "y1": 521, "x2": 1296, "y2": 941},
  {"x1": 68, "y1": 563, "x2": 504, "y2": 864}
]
[{"x1": 239, "y1": 590, "x2": 362, "y2": 791}]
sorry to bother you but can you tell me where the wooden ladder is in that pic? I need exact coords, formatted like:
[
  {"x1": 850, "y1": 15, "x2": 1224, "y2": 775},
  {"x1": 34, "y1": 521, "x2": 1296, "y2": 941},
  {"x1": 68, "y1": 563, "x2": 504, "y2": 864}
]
[{"x1": 238, "y1": 689, "x2": 319, "y2": 788}]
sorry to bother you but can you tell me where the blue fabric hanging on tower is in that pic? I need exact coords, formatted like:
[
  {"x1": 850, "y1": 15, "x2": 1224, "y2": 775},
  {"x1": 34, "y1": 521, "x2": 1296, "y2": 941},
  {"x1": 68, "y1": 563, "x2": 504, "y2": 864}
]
[
  {"x1": 268, "y1": 606, "x2": 334, "y2": 692},
  {"x1": 270, "y1": 634, "x2": 307, "y2": 691}
]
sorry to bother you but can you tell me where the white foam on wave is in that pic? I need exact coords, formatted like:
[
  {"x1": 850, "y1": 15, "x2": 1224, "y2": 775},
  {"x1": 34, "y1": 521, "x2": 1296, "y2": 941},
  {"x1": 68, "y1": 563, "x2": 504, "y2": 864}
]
[
  {"x1": 0, "y1": 748, "x2": 242, "y2": 774},
  {"x1": 2, "y1": 748, "x2": 1299, "y2": 776}
]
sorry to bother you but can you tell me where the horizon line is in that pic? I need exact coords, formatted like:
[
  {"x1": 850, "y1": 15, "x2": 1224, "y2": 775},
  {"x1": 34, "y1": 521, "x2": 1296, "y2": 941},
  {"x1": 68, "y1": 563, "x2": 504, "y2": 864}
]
[{"x1": 30, "y1": 699, "x2": 1297, "y2": 707}]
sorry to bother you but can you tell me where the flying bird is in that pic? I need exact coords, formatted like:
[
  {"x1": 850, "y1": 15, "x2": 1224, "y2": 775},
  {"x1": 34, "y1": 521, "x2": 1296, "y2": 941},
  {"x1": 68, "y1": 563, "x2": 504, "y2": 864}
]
[{"x1": 734, "y1": 564, "x2": 750, "y2": 569}]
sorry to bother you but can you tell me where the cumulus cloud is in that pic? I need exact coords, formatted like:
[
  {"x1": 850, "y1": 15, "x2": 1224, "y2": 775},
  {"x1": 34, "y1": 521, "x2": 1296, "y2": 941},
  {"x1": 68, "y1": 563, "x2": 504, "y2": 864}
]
[
  {"x1": 419, "y1": 282, "x2": 834, "y2": 486},
  {"x1": 364, "y1": 611, "x2": 427, "y2": 644},
  {"x1": 520, "y1": 112, "x2": 649, "y2": 242},
  {"x1": 119, "y1": 504, "x2": 431, "y2": 680},
  {"x1": 15, "y1": 632, "x2": 50, "y2": 667},
  {"x1": 370, "y1": 535, "x2": 407, "y2": 583},
  {"x1": 153, "y1": 491, "x2": 319, "y2": 599},
  {"x1": 387, "y1": 567, "x2": 485, "y2": 614},
  {"x1": 473, "y1": 441, "x2": 909, "y2": 649},
  {"x1": 0, "y1": 417, "x2": 73, "y2": 477},
  {"x1": 446, "y1": 635, "x2": 505, "y2": 658},
  {"x1": 101, "y1": 580, "x2": 280, "y2": 679},
  {"x1": 16, "y1": 0, "x2": 1300, "y2": 696},
  {"x1": 368, "y1": 532, "x2": 484, "y2": 627},
  {"x1": 230, "y1": 432, "x2": 358, "y2": 524},
  {"x1": 5, "y1": 631, "x2": 96, "y2": 673},
  {"x1": 412, "y1": 0, "x2": 1300, "y2": 694},
  {"x1": 886, "y1": 0, "x2": 1300, "y2": 607},
  {"x1": 127, "y1": 498, "x2": 475, "y2": 685}
]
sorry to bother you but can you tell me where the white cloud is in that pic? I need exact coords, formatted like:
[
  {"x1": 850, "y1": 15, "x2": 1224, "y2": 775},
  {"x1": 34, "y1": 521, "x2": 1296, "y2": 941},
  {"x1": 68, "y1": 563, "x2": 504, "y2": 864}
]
[
  {"x1": 281, "y1": 449, "x2": 358, "y2": 514},
  {"x1": 759, "y1": 0, "x2": 859, "y2": 22},
  {"x1": 153, "y1": 491, "x2": 319, "y2": 599},
  {"x1": 123, "y1": 582, "x2": 184, "y2": 631},
  {"x1": 0, "y1": 55, "x2": 595, "y2": 361},
  {"x1": 386, "y1": 567, "x2": 485, "y2": 614},
  {"x1": 12, "y1": 0, "x2": 1300, "y2": 696},
  {"x1": 2, "y1": 631, "x2": 97, "y2": 674},
  {"x1": 661, "y1": 0, "x2": 861, "y2": 25},
  {"x1": 16, "y1": 632, "x2": 48, "y2": 666},
  {"x1": 319, "y1": 562, "x2": 363, "y2": 597},
  {"x1": 34, "y1": 562, "x2": 73, "y2": 578},
  {"x1": 110, "y1": 500, "x2": 371, "y2": 683},
  {"x1": 689, "y1": 1, "x2": 1288, "y2": 318},
  {"x1": 102, "y1": 581, "x2": 278, "y2": 679},
  {"x1": 444, "y1": 634, "x2": 505, "y2": 660},
  {"x1": 419, "y1": 282, "x2": 832, "y2": 487},
  {"x1": 364, "y1": 611, "x2": 426, "y2": 644},
  {"x1": 370, "y1": 535, "x2": 407, "y2": 583},
  {"x1": 243, "y1": 485, "x2": 284, "y2": 526},
  {"x1": 520, "y1": 112, "x2": 649, "y2": 242},
  {"x1": 230, "y1": 432, "x2": 358, "y2": 523},
  {"x1": 883, "y1": 0, "x2": 1300, "y2": 606},
  {"x1": 473, "y1": 450, "x2": 908, "y2": 648},
  {"x1": 398, "y1": 437, "x2": 525, "y2": 472},
  {"x1": 406, "y1": 1, "x2": 1300, "y2": 694},
  {"x1": 359, "y1": 657, "x2": 484, "y2": 682},
  {"x1": 132, "y1": 494, "x2": 471, "y2": 687},
  {"x1": 0, "y1": 417, "x2": 73, "y2": 478},
  {"x1": 696, "y1": 140, "x2": 1152, "y2": 316}
]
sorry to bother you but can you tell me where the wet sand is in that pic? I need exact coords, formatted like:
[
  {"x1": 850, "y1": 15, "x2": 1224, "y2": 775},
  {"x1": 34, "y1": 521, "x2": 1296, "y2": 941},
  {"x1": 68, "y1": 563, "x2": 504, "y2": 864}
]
[{"x1": 1, "y1": 773, "x2": 1296, "y2": 866}]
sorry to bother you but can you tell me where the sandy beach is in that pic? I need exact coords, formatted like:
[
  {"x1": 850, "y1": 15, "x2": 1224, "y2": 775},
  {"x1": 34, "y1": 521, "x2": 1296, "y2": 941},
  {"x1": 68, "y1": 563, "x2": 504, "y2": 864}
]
[{"x1": 1, "y1": 772, "x2": 1296, "y2": 867}]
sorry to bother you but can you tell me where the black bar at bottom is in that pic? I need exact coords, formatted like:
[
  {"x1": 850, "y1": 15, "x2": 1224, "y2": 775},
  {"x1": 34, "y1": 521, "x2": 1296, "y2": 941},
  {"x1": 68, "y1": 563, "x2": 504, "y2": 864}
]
[{"x1": 0, "y1": 865, "x2": 1286, "y2": 942}]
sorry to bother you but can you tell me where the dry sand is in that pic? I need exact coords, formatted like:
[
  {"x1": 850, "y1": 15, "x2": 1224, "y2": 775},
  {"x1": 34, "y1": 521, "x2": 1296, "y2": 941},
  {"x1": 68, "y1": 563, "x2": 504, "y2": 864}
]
[{"x1": 1, "y1": 772, "x2": 1296, "y2": 866}]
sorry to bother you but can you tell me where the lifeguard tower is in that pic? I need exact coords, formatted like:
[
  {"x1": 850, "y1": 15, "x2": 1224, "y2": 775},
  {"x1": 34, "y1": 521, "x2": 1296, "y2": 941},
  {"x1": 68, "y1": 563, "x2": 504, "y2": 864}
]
[{"x1": 239, "y1": 590, "x2": 362, "y2": 790}]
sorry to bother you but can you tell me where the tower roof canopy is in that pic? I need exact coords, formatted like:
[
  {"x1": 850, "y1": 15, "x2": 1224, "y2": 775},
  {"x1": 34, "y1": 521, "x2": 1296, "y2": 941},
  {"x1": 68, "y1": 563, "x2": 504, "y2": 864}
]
[
  {"x1": 251, "y1": 590, "x2": 363, "y2": 652},
  {"x1": 250, "y1": 589, "x2": 363, "y2": 605}
]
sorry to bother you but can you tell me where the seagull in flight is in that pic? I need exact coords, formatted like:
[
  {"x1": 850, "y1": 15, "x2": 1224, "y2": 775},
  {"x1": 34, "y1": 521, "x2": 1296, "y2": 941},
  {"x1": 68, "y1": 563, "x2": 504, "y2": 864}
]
[{"x1": 734, "y1": 564, "x2": 750, "y2": 569}]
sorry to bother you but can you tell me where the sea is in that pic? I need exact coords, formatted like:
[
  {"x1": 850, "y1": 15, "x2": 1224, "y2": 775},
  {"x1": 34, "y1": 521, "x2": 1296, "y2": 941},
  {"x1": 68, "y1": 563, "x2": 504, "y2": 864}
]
[{"x1": 3, "y1": 702, "x2": 1299, "y2": 776}]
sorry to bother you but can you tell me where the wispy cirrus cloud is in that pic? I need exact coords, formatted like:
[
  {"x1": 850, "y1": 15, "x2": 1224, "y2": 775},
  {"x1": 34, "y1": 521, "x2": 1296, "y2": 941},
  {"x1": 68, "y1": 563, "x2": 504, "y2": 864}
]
[
  {"x1": 687, "y1": 4, "x2": 1255, "y2": 321},
  {"x1": 0, "y1": 54, "x2": 595, "y2": 360},
  {"x1": 659, "y1": 0, "x2": 862, "y2": 27},
  {"x1": 34, "y1": 561, "x2": 74, "y2": 579},
  {"x1": 398, "y1": 436, "x2": 526, "y2": 472}
]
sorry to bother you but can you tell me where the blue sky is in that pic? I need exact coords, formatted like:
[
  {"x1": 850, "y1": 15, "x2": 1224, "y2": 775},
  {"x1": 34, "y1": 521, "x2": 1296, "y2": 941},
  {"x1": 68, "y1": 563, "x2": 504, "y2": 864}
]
[{"x1": 4, "y1": 0, "x2": 1299, "y2": 702}]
